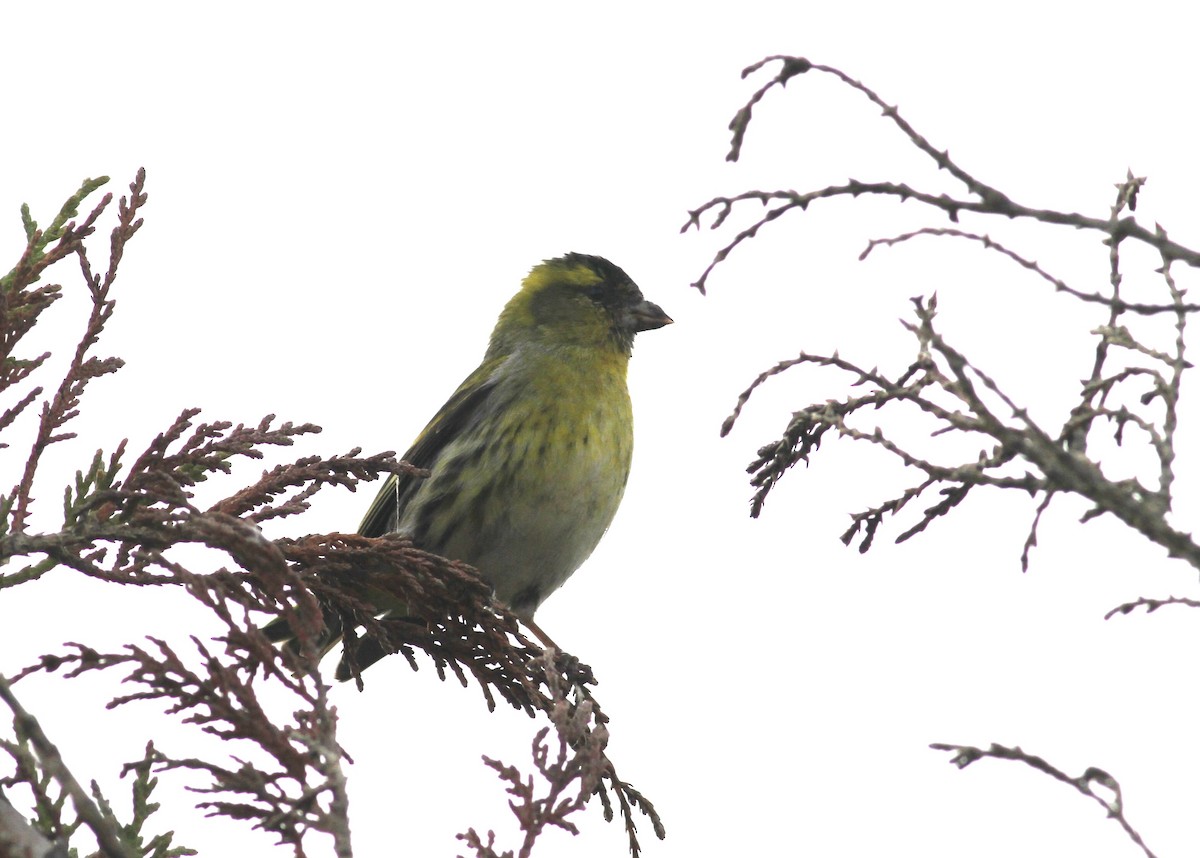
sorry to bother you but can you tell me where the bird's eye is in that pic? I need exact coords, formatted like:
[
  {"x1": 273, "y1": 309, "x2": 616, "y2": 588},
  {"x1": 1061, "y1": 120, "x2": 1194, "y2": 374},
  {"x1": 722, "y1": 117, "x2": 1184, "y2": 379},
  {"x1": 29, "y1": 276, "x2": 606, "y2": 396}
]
[{"x1": 583, "y1": 284, "x2": 611, "y2": 305}]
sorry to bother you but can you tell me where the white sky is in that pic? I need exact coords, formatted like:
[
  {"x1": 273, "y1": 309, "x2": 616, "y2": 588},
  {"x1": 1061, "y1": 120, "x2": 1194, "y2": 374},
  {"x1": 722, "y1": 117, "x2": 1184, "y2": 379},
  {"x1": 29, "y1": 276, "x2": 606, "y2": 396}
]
[{"x1": 3, "y1": 2, "x2": 1200, "y2": 856}]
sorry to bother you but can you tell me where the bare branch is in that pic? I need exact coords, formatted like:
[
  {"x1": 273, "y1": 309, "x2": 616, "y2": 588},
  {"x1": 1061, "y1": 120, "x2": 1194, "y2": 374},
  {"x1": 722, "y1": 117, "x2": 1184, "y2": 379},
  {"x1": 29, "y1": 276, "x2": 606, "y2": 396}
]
[
  {"x1": 685, "y1": 57, "x2": 1200, "y2": 294},
  {"x1": 860, "y1": 227, "x2": 1200, "y2": 315},
  {"x1": 1104, "y1": 594, "x2": 1200, "y2": 619},
  {"x1": 693, "y1": 57, "x2": 1200, "y2": 577},
  {"x1": 931, "y1": 742, "x2": 1158, "y2": 858}
]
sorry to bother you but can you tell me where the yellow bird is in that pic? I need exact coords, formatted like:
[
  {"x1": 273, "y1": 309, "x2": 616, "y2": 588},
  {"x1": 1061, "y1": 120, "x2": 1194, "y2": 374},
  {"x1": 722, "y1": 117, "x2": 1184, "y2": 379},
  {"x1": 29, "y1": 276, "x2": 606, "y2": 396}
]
[{"x1": 268, "y1": 253, "x2": 671, "y2": 678}]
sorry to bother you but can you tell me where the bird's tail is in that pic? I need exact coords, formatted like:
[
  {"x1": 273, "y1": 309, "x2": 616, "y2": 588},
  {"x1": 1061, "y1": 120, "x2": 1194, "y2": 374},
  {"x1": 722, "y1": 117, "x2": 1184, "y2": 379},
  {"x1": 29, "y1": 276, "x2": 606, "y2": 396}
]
[
  {"x1": 260, "y1": 610, "x2": 345, "y2": 671},
  {"x1": 262, "y1": 610, "x2": 397, "y2": 682},
  {"x1": 334, "y1": 636, "x2": 392, "y2": 682}
]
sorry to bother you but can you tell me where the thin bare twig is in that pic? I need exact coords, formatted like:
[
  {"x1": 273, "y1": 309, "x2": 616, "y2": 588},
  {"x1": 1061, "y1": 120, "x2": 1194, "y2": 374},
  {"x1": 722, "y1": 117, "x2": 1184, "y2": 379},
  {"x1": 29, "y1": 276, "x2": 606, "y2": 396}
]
[{"x1": 931, "y1": 742, "x2": 1157, "y2": 858}]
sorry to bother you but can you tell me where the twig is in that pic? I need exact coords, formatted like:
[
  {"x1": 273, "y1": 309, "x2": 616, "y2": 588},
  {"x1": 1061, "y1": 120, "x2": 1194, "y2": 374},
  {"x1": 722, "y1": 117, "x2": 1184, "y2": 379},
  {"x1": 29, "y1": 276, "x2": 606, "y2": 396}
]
[{"x1": 931, "y1": 742, "x2": 1157, "y2": 858}]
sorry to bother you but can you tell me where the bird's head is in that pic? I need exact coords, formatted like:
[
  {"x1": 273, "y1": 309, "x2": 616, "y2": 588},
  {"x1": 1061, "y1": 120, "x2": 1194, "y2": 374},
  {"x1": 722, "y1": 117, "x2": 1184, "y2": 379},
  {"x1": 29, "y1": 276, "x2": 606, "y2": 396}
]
[{"x1": 489, "y1": 253, "x2": 672, "y2": 357}]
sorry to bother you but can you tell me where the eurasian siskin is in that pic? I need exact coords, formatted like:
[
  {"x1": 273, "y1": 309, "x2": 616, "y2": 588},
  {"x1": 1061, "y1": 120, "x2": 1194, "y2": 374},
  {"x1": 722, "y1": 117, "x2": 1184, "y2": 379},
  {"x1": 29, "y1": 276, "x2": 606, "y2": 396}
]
[{"x1": 268, "y1": 253, "x2": 670, "y2": 677}]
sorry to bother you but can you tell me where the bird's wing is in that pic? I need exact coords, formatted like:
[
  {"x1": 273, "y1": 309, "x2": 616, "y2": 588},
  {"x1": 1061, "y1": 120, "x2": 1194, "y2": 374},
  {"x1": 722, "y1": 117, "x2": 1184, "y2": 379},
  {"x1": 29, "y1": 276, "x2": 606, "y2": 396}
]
[{"x1": 358, "y1": 354, "x2": 509, "y2": 537}]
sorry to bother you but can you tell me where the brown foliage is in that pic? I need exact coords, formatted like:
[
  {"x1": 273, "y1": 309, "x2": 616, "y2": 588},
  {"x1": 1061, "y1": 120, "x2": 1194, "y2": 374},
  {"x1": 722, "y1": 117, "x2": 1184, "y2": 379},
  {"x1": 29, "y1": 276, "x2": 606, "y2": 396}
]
[{"x1": 0, "y1": 172, "x2": 660, "y2": 857}]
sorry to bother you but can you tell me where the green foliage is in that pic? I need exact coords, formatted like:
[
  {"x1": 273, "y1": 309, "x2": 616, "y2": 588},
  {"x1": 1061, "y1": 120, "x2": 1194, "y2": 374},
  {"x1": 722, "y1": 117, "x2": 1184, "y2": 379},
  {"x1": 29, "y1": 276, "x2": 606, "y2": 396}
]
[
  {"x1": 9, "y1": 176, "x2": 110, "y2": 285},
  {"x1": 116, "y1": 744, "x2": 197, "y2": 858}
]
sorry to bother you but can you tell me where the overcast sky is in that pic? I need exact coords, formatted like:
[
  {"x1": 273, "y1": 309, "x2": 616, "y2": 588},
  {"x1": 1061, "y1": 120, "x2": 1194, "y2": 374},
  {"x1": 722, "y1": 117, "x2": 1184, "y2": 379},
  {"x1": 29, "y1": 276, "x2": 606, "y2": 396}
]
[{"x1": 3, "y1": 2, "x2": 1200, "y2": 856}]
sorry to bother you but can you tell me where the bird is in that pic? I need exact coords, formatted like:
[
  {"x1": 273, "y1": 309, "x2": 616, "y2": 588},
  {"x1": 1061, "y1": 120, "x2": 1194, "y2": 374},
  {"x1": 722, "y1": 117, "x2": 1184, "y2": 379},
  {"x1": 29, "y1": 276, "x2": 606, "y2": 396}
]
[{"x1": 265, "y1": 253, "x2": 671, "y2": 679}]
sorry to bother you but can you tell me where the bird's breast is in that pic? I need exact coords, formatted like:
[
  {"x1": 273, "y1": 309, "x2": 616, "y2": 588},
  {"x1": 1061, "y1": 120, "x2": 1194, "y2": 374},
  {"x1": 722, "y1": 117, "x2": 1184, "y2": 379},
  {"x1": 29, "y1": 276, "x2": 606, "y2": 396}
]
[{"x1": 403, "y1": 354, "x2": 634, "y2": 617}]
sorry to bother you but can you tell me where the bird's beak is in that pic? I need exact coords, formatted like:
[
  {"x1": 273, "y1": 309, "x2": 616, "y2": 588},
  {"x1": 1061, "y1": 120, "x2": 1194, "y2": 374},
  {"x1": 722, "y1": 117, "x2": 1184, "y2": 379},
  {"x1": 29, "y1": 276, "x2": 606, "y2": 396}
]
[{"x1": 623, "y1": 299, "x2": 673, "y2": 332}]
